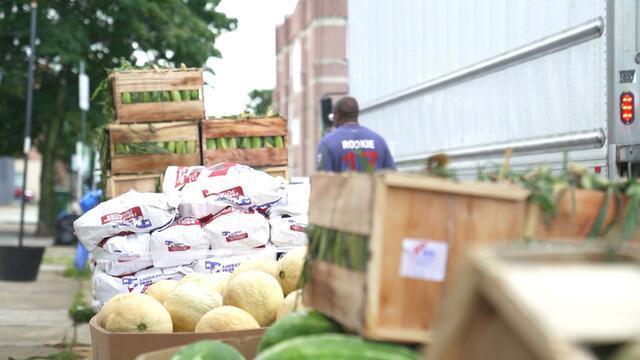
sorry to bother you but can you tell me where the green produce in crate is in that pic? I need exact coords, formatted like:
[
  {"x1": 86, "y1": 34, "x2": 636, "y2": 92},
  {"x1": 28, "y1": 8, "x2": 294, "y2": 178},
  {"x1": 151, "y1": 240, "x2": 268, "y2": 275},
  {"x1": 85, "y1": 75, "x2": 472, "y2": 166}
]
[
  {"x1": 217, "y1": 138, "x2": 229, "y2": 150},
  {"x1": 167, "y1": 141, "x2": 177, "y2": 153},
  {"x1": 123, "y1": 144, "x2": 131, "y2": 154},
  {"x1": 175, "y1": 141, "x2": 186, "y2": 154},
  {"x1": 206, "y1": 139, "x2": 217, "y2": 150},
  {"x1": 255, "y1": 334, "x2": 420, "y2": 360},
  {"x1": 275, "y1": 136, "x2": 285, "y2": 148},
  {"x1": 120, "y1": 92, "x2": 132, "y2": 104},
  {"x1": 142, "y1": 91, "x2": 151, "y2": 103},
  {"x1": 151, "y1": 91, "x2": 162, "y2": 102},
  {"x1": 252, "y1": 136, "x2": 263, "y2": 148},
  {"x1": 170, "y1": 90, "x2": 182, "y2": 102},
  {"x1": 228, "y1": 137, "x2": 238, "y2": 149},
  {"x1": 186, "y1": 140, "x2": 196, "y2": 153},
  {"x1": 240, "y1": 137, "x2": 252, "y2": 149},
  {"x1": 115, "y1": 143, "x2": 126, "y2": 154},
  {"x1": 190, "y1": 89, "x2": 199, "y2": 100},
  {"x1": 171, "y1": 340, "x2": 245, "y2": 360},
  {"x1": 162, "y1": 91, "x2": 171, "y2": 102},
  {"x1": 264, "y1": 136, "x2": 275, "y2": 148},
  {"x1": 130, "y1": 92, "x2": 140, "y2": 103},
  {"x1": 258, "y1": 310, "x2": 343, "y2": 353},
  {"x1": 180, "y1": 90, "x2": 190, "y2": 101}
]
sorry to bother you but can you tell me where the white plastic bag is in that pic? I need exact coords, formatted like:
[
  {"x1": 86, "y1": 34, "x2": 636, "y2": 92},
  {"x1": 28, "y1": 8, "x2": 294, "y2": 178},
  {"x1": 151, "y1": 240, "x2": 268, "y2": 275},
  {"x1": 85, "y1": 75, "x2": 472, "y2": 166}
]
[
  {"x1": 93, "y1": 233, "x2": 152, "y2": 276},
  {"x1": 191, "y1": 247, "x2": 277, "y2": 274},
  {"x1": 150, "y1": 217, "x2": 209, "y2": 268},
  {"x1": 92, "y1": 266, "x2": 192, "y2": 307},
  {"x1": 269, "y1": 181, "x2": 310, "y2": 217},
  {"x1": 269, "y1": 215, "x2": 309, "y2": 247},
  {"x1": 179, "y1": 163, "x2": 285, "y2": 219},
  {"x1": 163, "y1": 166, "x2": 205, "y2": 192},
  {"x1": 203, "y1": 207, "x2": 270, "y2": 250},
  {"x1": 74, "y1": 191, "x2": 179, "y2": 251}
]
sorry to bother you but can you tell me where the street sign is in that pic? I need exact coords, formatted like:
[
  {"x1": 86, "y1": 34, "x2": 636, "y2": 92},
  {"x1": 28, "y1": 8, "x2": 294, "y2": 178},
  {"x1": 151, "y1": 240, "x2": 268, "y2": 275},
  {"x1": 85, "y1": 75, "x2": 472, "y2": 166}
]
[{"x1": 79, "y1": 73, "x2": 89, "y2": 111}]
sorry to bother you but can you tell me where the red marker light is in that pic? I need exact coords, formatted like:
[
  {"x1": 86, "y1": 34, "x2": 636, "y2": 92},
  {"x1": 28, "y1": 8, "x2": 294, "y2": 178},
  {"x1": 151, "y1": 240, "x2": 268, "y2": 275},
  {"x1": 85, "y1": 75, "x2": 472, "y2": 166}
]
[{"x1": 621, "y1": 92, "x2": 634, "y2": 125}]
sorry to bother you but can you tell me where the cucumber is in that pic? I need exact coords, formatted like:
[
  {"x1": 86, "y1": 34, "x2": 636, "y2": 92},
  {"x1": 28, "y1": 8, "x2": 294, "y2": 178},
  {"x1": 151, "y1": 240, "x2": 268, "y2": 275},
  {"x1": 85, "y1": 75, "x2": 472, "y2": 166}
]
[
  {"x1": 190, "y1": 89, "x2": 199, "y2": 100},
  {"x1": 120, "y1": 92, "x2": 132, "y2": 104},
  {"x1": 142, "y1": 91, "x2": 151, "y2": 103},
  {"x1": 167, "y1": 141, "x2": 176, "y2": 153},
  {"x1": 252, "y1": 136, "x2": 263, "y2": 148},
  {"x1": 151, "y1": 91, "x2": 162, "y2": 102},
  {"x1": 258, "y1": 310, "x2": 343, "y2": 353},
  {"x1": 186, "y1": 140, "x2": 196, "y2": 153},
  {"x1": 217, "y1": 138, "x2": 229, "y2": 150},
  {"x1": 130, "y1": 92, "x2": 140, "y2": 103},
  {"x1": 256, "y1": 334, "x2": 420, "y2": 360},
  {"x1": 115, "y1": 143, "x2": 126, "y2": 154},
  {"x1": 206, "y1": 139, "x2": 217, "y2": 150},
  {"x1": 122, "y1": 144, "x2": 131, "y2": 154},
  {"x1": 180, "y1": 90, "x2": 190, "y2": 101},
  {"x1": 263, "y1": 136, "x2": 275, "y2": 148},
  {"x1": 172, "y1": 340, "x2": 245, "y2": 360},
  {"x1": 240, "y1": 137, "x2": 252, "y2": 149},
  {"x1": 170, "y1": 90, "x2": 182, "y2": 102},
  {"x1": 275, "y1": 136, "x2": 285, "y2": 148},
  {"x1": 228, "y1": 137, "x2": 238, "y2": 149},
  {"x1": 161, "y1": 91, "x2": 171, "y2": 102}
]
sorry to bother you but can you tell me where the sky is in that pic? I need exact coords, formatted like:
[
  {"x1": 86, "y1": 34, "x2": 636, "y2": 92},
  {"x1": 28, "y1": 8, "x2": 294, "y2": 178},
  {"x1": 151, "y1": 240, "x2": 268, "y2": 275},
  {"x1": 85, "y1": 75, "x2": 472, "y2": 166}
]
[{"x1": 204, "y1": 0, "x2": 299, "y2": 117}]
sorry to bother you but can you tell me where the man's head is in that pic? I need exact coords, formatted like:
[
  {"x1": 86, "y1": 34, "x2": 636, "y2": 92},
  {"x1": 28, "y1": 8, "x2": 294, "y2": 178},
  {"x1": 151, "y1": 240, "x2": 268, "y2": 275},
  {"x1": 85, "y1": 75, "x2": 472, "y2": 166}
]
[{"x1": 332, "y1": 96, "x2": 359, "y2": 126}]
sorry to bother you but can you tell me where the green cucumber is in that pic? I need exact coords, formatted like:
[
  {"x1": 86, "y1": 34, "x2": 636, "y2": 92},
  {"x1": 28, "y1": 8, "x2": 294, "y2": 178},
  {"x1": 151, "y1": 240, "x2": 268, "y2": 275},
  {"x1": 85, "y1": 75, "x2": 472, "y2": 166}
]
[
  {"x1": 180, "y1": 90, "x2": 190, "y2": 101},
  {"x1": 264, "y1": 136, "x2": 275, "y2": 148},
  {"x1": 161, "y1": 91, "x2": 171, "y2": 102},
  {"x1": 151, "y1": 91, "x2": 162, "y2": 102},
  {"x1": 206, "y1": 139, "x2": 217, "y2": 150},
  {"x1": 275, "y1": 136, "x2": 285, "y2": 148},
  {"x1": 190, "y1": 89, "x2": 199, "y2": 100},
  {"x1": 142, "y1": 91, "x2": 151, "y2": 103},
  {"x1": 252, "y1": 136, "x2": 263, "y2": 148},
  {"x1": 175, "y1": 141, "x2": 185, "y2": 154},
  {"x1": 186, "y1": 140, "x2": 196, "y2": 153},
  {"x1": 217, "y1": 138, "x2": 229, "y2": 150},
  {"x1": 170, "y1": 90, "x2": 182, "y2": 102},
  {"x1": 172, "y1": 340, "x2": 245, "y2": 360},
  {"x1": 115, "y1": 143, "x2": 126, "y2": 154},
  {"x1": 120, "y1": 92, "x2": 132, "y2": 104},
  {"x1": 258, "y1": 310, "x2": 343, "y2": 353},
  {"x1": 122, "y1": 144, "x2": 131, "y2": 154},
  {"x1": 240, "y1": 137, "x2": 252, "y2": 149},
  {"x1": 167, "y1": 141, "x2": 177, "y2": 153},
  {"x1": 130, "y1": 92, "x2": 140, "y2": 103},
  {"x1": 228, "y1": 137, "x2": 238, "y2": 149},
  {"x1": 256, "y1": 334, "x2": 420, "y2": 360}
]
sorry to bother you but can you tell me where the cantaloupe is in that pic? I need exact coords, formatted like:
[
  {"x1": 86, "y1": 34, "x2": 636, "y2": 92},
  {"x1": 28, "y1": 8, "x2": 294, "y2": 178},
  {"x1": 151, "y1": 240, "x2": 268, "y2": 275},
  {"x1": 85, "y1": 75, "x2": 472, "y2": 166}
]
[
  {"x1": 211, "y1": 272, "x2": 231, "y2": 295},
  {"x1": 276, "y1": 289, "x2": 307, "y2": 320},
  {"x1": 144, "y1": 280, "x2": 179, "y2": 304},
  {"x1": 276, "y1": 247, "x2": 306, "y2": 295},
  {"x1": 103, "y1": 294, "x2": 172, "y2": 333},
  {"x1": 163, "y1": 282, "x2": 223, "y2": 332},
  {"x1": 230, "y1": 258, "x2": 278, "y2": 281},
  {"x1": 223, "y1": 271, "x2": 284, "y2": 326},
  {"x1": 95, "y1": 293, "x2": 137, "y2": 328},
  {"x1": 195, "y1": 306, "x2": 260, "y2": 333},
  {"x1": 178, "y1": 273, "x2": 225, "y2": 295}
]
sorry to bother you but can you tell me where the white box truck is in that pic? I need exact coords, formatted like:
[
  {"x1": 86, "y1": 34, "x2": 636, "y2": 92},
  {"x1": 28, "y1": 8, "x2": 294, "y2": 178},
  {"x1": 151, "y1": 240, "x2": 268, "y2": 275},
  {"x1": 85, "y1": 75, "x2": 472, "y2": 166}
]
[{"x1": 348, "y1": 0, "x2": 639, "y2": 179}]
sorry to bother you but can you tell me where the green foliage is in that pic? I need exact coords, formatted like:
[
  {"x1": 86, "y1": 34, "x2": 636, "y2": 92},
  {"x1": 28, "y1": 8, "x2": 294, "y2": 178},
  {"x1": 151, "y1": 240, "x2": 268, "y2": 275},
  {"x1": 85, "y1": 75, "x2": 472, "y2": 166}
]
[
  {"x1": 245, "y1": 89, "x2": 273, "y2": 116},
  {"x1": 68, "y1": 290, "x2": 96, "y2": 324},
  {"x1": 0, "y1": 1, "x2": 236, "y2": 232}
]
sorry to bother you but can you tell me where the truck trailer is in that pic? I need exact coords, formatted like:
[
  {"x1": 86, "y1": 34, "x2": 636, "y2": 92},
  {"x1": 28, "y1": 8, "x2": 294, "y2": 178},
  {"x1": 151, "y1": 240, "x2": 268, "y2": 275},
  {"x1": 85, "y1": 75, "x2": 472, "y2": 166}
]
[{"x1": 348, "y1": 0, "x2": 639, "y2": 179}]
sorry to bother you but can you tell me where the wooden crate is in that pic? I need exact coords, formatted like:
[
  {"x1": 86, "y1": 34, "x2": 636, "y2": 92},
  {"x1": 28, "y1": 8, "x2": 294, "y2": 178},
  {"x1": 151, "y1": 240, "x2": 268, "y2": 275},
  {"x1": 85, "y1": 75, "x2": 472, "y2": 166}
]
[
  {"x1": 106, "y1": 173, "x2": 163, "y2": 198},
  {"x1": 109, "y1": 121, "x2": 201, "y2": 175},
  {"x1": 111, "y1": 69, "x2": 204, "y2": 123},
  {"x1": 303, "y1": 172, "x2": 530, "y2": 343},
  {"x1": 426, "y1": 243, "x2": 640, "y2": 360},
  {"x1": 201, "y1": 117, "x2": 287, "y2": 167},
  {"x1": 258, "y1": 166, "x2": 288, "y2": 179}
]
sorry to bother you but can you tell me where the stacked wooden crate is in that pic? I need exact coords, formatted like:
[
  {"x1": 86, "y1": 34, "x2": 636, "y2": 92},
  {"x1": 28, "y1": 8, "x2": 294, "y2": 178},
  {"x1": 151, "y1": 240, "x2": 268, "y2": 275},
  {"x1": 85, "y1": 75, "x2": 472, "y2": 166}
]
[
  {"x1": 105, "y1": 68, "x2": 204, "y2": 198},
  {"x1": 200, "y1": 116, "x2": 288, "y2": 178}
]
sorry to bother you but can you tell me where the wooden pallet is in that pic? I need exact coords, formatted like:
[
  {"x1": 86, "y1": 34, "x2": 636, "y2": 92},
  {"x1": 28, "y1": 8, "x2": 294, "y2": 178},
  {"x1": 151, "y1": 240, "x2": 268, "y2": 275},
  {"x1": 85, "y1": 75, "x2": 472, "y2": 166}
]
[
  {"x1": 108, "y1": 121, "x2": 201, "y2": 175},
  {"x1": 426, "y1": 243, "x2": 640, "y2": 360},
  {"x1": 201, "y1": 117, "x2": 287, "y2": 167},
  {"x1": 303, "y1": 173, "x2": 529, "y2": 344},
  {"x1": 257, "y1": 166, "x2": 288, "y2": 179},
  {"x1": 106, "y1": 173, "x2": 163, "y2": 198},
  {"x1": 110, "y1": 68, "x2": 204, "y2": 123}
]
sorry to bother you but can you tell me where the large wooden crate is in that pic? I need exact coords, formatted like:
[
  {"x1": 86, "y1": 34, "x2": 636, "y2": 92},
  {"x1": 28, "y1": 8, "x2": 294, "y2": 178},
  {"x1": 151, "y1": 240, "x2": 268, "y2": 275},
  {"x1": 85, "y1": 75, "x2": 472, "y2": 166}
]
[
  {"x1": 303, "y1": 172, "x2": 529, "y2": 343},
  {"x1": 258, "y1": 166, "x2": 289, "y2": 179},
  {"x1": 201, "y1": 117, "x2": 287, "y2": 167},
  {"x1": 105, "y1": 173, "x2": 163, "y2": 198},
  {"x1": 108, "y1": 121, "x2": 201, "y2": 175},
  {"x1": 426, "y1": 243, "x2": 640, "y2": 360},
  {"x1": 110, "y1": 69, "x2": 204, "y2": 123}
]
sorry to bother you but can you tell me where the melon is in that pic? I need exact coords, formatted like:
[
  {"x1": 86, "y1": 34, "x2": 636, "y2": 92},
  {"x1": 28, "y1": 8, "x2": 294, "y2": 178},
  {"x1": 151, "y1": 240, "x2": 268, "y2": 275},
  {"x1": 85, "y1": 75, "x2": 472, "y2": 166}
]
[
  {"x1": 144, "y1": 280, "x2": 179, "y2": 304},
  {"x1": 163, "y1": 282, "x2": 223, "y2": 332},
  {"x1": 95, "y1": 293, "x2": 137, "y2": 328},
  {"x1": 179, "y1": 273, "x2": 225, "y2": 294},
  {"x1": 103, "y1": 294, "x2": 172, "y2": 333},
  {"x1": 211, "y1": 272, "x2": 232, "y2": 295},
  {"x1": 276, "y1": 247, "x2": 306, "y2": 295},
  {"x1": 230, "y1": 258, "x2": 278, "y2": 281},
  {"x1": 195, "y1": 306, "x2": 260, "y2": 333},
  {"x1": 224, "y1": 271, "x2": 284, "y2": 326},
  {"x1": 276, "y1": 289, "x2": 307, "y2": 320}
]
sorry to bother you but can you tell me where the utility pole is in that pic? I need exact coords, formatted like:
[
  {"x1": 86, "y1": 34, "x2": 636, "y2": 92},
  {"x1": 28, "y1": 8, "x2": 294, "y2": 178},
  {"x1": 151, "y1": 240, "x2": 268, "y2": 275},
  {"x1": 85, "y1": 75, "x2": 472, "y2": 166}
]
[{"x1": 17, "y1": 0, "x2": 38, "y2": 246}]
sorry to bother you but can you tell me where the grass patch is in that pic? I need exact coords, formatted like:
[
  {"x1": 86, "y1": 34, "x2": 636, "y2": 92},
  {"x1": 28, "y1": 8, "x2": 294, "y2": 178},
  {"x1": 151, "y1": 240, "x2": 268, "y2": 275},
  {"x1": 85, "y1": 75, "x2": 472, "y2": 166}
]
[
  {"x1": 12, "y1": 349, "x2": 84, "y2": 360},
  {"x1": 68, "y1": 290, "x2": 96, "y2": 324}
]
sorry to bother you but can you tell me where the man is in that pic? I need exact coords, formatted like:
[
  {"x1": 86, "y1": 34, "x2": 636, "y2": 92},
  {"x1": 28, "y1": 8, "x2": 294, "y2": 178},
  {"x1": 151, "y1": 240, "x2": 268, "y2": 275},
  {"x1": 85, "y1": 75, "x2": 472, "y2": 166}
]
[{"x1": 316, "y1": 96, "x2": 395, "y2": 172}]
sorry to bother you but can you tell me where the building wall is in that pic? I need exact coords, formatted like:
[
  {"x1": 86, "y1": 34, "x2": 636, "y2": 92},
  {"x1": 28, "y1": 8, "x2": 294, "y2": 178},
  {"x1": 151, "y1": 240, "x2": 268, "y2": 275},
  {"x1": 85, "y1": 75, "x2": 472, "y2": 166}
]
[{"x1": 274, "y1": 0, "x2": 348, "y2": 176}]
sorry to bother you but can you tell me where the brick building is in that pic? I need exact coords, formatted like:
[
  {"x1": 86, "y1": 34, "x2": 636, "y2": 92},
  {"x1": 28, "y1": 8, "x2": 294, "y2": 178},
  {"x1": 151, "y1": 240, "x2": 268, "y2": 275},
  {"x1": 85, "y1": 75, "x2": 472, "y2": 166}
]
[{"x1": 274, "y1": 0, "x2": 348, "y2": 176}]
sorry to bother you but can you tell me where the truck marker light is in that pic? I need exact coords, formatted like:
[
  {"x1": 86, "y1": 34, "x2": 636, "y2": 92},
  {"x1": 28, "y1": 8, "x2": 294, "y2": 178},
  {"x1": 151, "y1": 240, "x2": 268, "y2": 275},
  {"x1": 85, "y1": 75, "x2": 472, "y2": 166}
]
[{"x1": 621, "y1": 92, "x2": 634, "y2": 125}]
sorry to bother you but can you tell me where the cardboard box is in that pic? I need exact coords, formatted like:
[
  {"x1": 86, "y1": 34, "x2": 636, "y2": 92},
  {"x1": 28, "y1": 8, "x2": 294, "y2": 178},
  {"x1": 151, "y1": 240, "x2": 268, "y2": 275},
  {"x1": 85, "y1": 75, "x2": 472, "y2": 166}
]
[{"x1": 90, "y1": 317, "x2": 265, "y2": 360}]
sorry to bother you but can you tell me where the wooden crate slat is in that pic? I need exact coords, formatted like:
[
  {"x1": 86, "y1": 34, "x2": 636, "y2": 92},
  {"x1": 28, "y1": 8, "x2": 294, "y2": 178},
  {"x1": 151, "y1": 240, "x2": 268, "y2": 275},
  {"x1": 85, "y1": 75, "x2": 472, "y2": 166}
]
[
  {"x1": 203, "y1": 148, "x2": 288, "y2": 168},
  {"x1": 258, "y1": 166, "x2": 289, "y2": 179},
  {"x1": 106, "y1": 173, "x2": 163, "y2": 198},
  {"x1": 109, "y1": 121, "x2": 200, "y2": 144},
  {"x1": 111, "y1": 153, "x2": 201, "y2": 175},
  {"x1": 112, "y1": 69, "x2": 203, "y2": 92},
  {"x1": 202, "y1": 117, "x2": 288, "y2": 138},
  {"x1": 117, "y1": 101, "x2": 204, "y2": 123}
]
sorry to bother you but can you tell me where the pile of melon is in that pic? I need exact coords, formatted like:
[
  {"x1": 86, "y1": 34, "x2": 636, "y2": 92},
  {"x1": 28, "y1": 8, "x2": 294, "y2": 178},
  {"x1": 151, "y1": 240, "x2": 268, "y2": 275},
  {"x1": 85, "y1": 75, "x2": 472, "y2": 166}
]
[{"x1": 95, "y1": 247, "x2": 307, "y2": 333}]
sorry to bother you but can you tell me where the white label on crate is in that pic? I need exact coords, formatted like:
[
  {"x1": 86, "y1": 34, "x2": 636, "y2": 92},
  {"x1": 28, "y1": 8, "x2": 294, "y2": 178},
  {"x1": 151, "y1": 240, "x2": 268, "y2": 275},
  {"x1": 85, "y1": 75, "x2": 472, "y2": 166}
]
[{"x1": 399, "y1": 239, "x2": 448, "y2": 282}]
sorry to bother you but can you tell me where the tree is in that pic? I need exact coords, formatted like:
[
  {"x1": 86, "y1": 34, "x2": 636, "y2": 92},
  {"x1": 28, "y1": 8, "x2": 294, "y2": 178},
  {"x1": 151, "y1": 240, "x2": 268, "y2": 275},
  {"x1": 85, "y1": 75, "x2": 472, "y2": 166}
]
[
  {"x1": 245, "y1": 89, "x2": 273, "y2": 116},
  {"x1": 0, "y1": 1, "x2": 236, "y2": 234}
]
